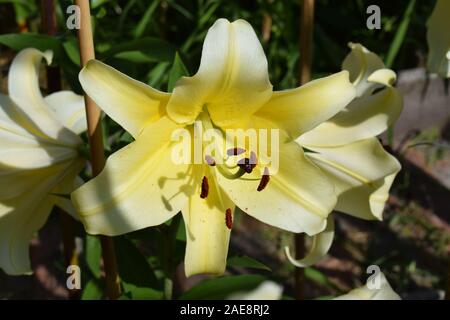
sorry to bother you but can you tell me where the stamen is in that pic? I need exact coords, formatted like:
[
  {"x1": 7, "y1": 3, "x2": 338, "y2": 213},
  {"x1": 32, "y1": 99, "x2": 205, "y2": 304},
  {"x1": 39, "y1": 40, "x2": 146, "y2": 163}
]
[
  {"x1": 237, "y1": 158, "x2": 254, "y2": 174},
  {"x1": 227, "y1": 147, "x2": 246, "y2": 156},
  {"x1": 225, "y1": 208, "x2": 233, "y2": 229},
  {"x1": 249, "y1": 151, "x2": 257, "y2": 170},
  {"x1": 205, "y1": 155, "x2": 216, "y2": 166},
  {"x1": 257, "y1": 167, "x2": 270, "y2": 192},
  {"x1": 200, "y1": 176, "x2": 209, "y2": 198}
]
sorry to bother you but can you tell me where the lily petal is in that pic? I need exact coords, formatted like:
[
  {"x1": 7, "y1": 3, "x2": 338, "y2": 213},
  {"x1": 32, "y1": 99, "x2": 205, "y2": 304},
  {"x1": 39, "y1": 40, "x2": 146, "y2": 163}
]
[
  {"x1": 79, "y1": 60, "x2": 170, "y2": 138},
  {"x1": 45, "y1": 91, "x2": 87, "y2": 134},
  {"x1": 342, "y1": 43, "x2": 385, "y2": 96},
  {"x1": 217, "y1": 141, "x2": 335, "y2": 235},
  {"x1": 0, "y1": 168, "x2": 67, "y2": 275},
  {"x1": 427, "y1": 0, "x2": 450, "y2": 78},
  {"x1": 0, "y1": 93, "x2": 77, "y2": 169},
  {"x1": 334, "y1": 272, "x2": 401, "y2": 300},
  {"x1": 227, "y1": 281, "x2": 283, "y2": 300},
  {"x1": 284, "y1": 216, "x2": 334, "y2": 267},
  {"x1": 303, "y1": 138, "x2": 401, "y2": 220},
  {"x1": 71, "y1": 116, "x2": 193, "y2": 235},
  {"x1": 182, "y1": 166, "x2": 233, "y2": 276},
  {"x1": 255, "y1": 71, "x2": 355, "y2": 140},
  {"x1": 0, "y1": 165, "x2": 64, "y2": 200},
  {"x1": 167, "y1": 19, "x2": 272, "y2": 127},
  {"x1": 298, "y1": 70, "x2": 402, "y2": 147},
  {"x1": 7, "y1": 48, "x2": 79, "y2": 145}
]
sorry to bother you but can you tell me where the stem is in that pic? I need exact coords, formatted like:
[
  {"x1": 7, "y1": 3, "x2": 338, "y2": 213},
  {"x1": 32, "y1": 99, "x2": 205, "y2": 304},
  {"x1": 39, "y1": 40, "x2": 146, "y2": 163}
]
[
  {"x1": 75, "y1": 0, "x2": 121, "y2": 300},
  {"x1": 41, "y1": 0, "x2": 79, "y2": 299},
  {"x1": 446, "y1": 265, "x2": 450, "y2": 300},
  {"x1": 299, "y1": 0, "x2": 315, "y2": 85},
  {"x1": 162, "y1": 215, "x2": 181, "y2": 300},
  {"x1": 295, "y1": 0, "x2": 315, "y2": 300}
]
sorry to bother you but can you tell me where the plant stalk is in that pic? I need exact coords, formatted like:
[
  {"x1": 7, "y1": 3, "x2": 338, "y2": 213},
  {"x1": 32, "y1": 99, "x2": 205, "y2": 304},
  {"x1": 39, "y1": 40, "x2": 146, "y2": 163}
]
[
  {"x1": 295, "y1": 0, "x2": 315, "y2": 300},
  {"x1": 75, "y1": 0, "x2": 121, "y2": 300}
]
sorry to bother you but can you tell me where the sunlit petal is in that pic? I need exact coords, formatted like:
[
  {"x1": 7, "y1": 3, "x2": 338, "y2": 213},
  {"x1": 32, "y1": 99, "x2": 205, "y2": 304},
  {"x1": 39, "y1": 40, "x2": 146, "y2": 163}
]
[
  {"x1": 7, "y1": 48, "x2": 79, "y2": 145},
  {"x1": 79, "y1": 60, "x2": 170, "y2": 137},
  {"x1": 342, "y1": 43, "x2": 386, "y2": 96},
  {"x1": 217, "y1": 141, "x2": 335, "y2": 235},
  {"x1": 183, "y1": 166, "x2": 233, "y2": 277},
  {"x1": 167, "y1": 19, "x2": 272, "y2": 127},
  {"x1": 255, "y1": 71, "x2": 355, "y2": 139},
  {"x1": 45, "y1": 91, "x2": 87, "y2": 134},
  {"x1": 71, "y1": 117, "x2": 193, "y2": 235},
  {"x1": 334, "y1": 272, "x2": 401, "y2": 300},
  {"x1": 304, "y1": 138, "x2": 401, "y2": 220},
  {"x1": 298, "y1": 72, "x2": 402, "y2": 147}
]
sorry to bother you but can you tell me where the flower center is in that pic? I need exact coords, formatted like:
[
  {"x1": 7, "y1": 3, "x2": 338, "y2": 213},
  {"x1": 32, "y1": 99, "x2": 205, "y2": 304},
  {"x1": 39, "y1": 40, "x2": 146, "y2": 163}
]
[{"x1": 196, "y1": 111, "x2": 271, "y2": 201}]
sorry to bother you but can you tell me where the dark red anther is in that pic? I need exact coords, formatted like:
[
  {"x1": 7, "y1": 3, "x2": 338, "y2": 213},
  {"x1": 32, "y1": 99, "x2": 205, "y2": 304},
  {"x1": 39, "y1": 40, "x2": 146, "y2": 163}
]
[
  {"x1": 200, "y1": 176, "x2": 209, "y2": 198},
  {"x1": 225, "y1": 208, "x2": 233, "y2": 229},
  {"x1": 257, "y1": 167, "x2": 270, "y2": 192},
  {"x1": 227, "y1": 147, "x2": 246, "y2": 156}
]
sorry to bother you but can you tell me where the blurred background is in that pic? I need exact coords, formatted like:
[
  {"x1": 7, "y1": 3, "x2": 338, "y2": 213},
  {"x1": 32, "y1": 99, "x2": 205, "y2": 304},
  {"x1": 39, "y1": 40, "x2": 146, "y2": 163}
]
[{"x1": 0, "y1": 0, "x2": 449, "y2": 299}]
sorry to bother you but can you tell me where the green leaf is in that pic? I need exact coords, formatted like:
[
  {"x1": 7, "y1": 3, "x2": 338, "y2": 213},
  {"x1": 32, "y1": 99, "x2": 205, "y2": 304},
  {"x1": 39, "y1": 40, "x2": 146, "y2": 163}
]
[
  {"x1": 113, "y1": 51, "x2": 157, "y2": 63},
  {"x1": 133, "y1": 0, "x2": 159, "y2": 39},
  {"x1": 122, "y1": 283, "x2": 163, "y2": 300},
  {"x1": 385, "y1": 0, "x2": 416, "y2": 68},
  {"x1": 305, "y1": 267, "x2": 338, "y2": 290},
  {"x1": 227, "y1": 255, "x2": 272, "y2": 272},
  {"x1": 0, "y1": 33, "x2": 62, "y2": 58},
  {"x1": 99, "y1": 37, "x2": 176, "y2": 63},
  {"x1": 81, "y1": 279, "x2": 103, "y2": 300},
  {"x1": 91, "y1": 0, "x2": 112, "y2": 9},
  {"x1": 168, "y1": 52, "x2": 189, "y2": 92},
  {"x1": 176, "y1": 217, "x2": 186, "y2": 242},
  {"x1": 0, "y1": 33, "x2": 81, "y2": 92},
  {"x1": 114, "y1": 236, "x2": 159, "y2": 289},
  {"x1": 179, "y1": 275, "x2": 266, "y2": 300},
  {"x1": 85, "y1": 235, "x2": 102, "y2": 279},
  {"x1": 0, "y1": 0, "x2": 35, "y2": 9},
  {"x1": 147, "y1": 62, "x2": 170, "y2": 87},
  {"x1": 63, "y1": 37, "x2": 80, "y2": 66}
]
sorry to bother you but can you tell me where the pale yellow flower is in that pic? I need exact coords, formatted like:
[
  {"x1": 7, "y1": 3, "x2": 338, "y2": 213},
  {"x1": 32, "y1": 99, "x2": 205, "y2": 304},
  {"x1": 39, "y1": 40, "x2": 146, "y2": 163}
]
[
  {"x1": 427, "y1": 0, "x2": 450, "y2": 78},
  {"x1": 334, "y1": 272, "x2": 401, "y2": 300},
  {"x1": 71, "y1": 19, "x2": 356, "y2": 276},
  {"x1": 287, "y1": 43, "x2": 402, "y2": 267},
  {"x1": 0, "y1": 48, "x2": 86, "y2": 275},
  {"x1": 227, "y1": 281, "x2": 283, "y2": 300}
]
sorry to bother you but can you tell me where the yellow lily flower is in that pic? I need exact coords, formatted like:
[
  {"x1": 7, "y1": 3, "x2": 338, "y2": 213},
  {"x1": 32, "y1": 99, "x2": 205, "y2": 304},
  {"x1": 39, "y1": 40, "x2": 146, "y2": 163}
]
[
  {"x1": 287, "y1": 43, "x2": 402, "y2": 267},
  {"x1": 427, "y1": 0, "x2": 450, "y2": 78},
  {"x1": 0, "y1": 48, "x2": 86, "y2": 275},
  {"x1": 334, "y1": 272, "x2": 401, "y2": 300},
  {"x1": 226, "y1": 272, "x2": 400, "y2": 300},
  {"x1": 227, "y1": 281, "x2": 283, "y2": 300},
  {"x1": 71, "y1": 18, "x2": 356, "y2": 276}
]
